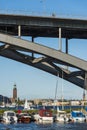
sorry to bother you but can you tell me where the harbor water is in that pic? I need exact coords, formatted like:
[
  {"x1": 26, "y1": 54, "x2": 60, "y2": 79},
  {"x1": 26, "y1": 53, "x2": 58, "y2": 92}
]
[{"x1": 0, "y1": 122, "x2": 87, "y2": 130}]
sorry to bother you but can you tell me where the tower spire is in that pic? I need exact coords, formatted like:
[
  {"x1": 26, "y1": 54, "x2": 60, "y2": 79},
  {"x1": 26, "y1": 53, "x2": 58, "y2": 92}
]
[{"x1": 13, "y1": 83, "x2": 17, "y2": 101}]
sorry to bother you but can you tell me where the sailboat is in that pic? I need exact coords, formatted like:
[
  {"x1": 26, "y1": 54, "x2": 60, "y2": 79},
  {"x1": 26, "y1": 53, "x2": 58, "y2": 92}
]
[
  {"x1": 55, "y1": 106, "x2": 68, "y2": 122},
  {"x1": 24, "y1": 99, "x2": 30, "y2": 110},
  {"x1": 54, "y1": 71, "x2": 68, "y2": 122},
  {"x1": 0, "y1": 101, "x2": 5, "y2": 108},
  {"x1": 0, "y1": 96, "x2": 5, "y2": 108}
]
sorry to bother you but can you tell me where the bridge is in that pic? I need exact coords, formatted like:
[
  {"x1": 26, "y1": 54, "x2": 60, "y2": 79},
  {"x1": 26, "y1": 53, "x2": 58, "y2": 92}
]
[{"x1": 0, "y1": 13, "x2": 87, "y2": 90}]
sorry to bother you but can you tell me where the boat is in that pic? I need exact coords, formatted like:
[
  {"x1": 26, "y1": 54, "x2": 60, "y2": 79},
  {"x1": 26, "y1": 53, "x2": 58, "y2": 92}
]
[
  {"x1": 0, "y1": 104, "x2": 5, "y2": 108},
  {"x1": 0, "y1": 96, "x2": 5, "y2": 108},
  {"x1": 69, "y1": 110, "x2": 86, "y2": 122},
  {"x1": 54, "y1": 72, "x2": 68, "y2": 123},
  {"x1": 33, "y1": 109, "x2": 53, "y2": 123},
  {"x1": 6, "y1": 103, "x2": 16, "y2": 109},
  {"x1": 54, "y1": 107, "x2": 68, "y2": 122},
  {"x1": 17, "y1": 113, "x2": 31, "y2": 123},
  {"x1": 24, "y1": 99, "x2": 30, "y2": 110},
  {"x1": 3, "y1": 110, "x2": 17, "y2": 124}
]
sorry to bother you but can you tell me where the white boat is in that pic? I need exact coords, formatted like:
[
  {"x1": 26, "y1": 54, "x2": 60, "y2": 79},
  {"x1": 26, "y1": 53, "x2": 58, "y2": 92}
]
[
  {"x1": 0, "y1": 104, "x2": 5, "y2": 108},
  {"x1": 3, "y1": 111, "x2": 17, "y2": 124},
  {"x1": 24, "y1": 99, "x2": 30, "y2": 110},
  {"x1": 54, "y1": 107, "x2": 68, "y2": 122},
  {"x1": 70, "y1": 110, "x2": 86, "y2": 122},
  {"x1": 33, "y1": 113, "x2": 40, "y2": 121},
  {"x1": 0, "y1": 101, "x2": 5, "y2": 108},
  {"x1": 54, "y1": 73, "x2": 68, "y2": 123},
  {"x1": 33, "y1": 109, "x2": 53, "y2": 123},
  {"x1": 6, "y1": 103, "x2": 16, "y2": 108}
]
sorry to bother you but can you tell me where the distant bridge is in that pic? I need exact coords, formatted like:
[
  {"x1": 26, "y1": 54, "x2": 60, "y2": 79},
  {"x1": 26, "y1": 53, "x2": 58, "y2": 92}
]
[{"x1": 0, "y1": 13, "x2": 87, "y2": 90}]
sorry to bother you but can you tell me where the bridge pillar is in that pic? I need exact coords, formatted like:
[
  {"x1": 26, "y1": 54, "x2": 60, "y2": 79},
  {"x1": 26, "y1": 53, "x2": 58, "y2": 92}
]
[
  {"x1": 84, "y1": 71, "x2": 87, "y2": 103},
  {"x1": 66, "y1": 38, "x2": 68, "y2": 54},
  {"x1": 32, "y1": 37, "x2": 34, "y2": 58},
  {"x1": 18, "y1": 25, "x2": 21, "y2": 37},
  {"x1": 58, "y1": 28, "x2": 62, "y2": 51},
  {"x1": 84, "y1": 72, "x2": 87, "y2": 89},
  {"x1": 65, "y1": 38, "x2": 69, "y2": 70}
]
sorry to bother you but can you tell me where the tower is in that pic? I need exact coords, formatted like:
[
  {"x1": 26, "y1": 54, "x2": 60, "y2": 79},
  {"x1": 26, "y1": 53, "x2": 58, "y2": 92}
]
[{"x1": 13, "y1": 83, "x2": 17, "y2": 100}]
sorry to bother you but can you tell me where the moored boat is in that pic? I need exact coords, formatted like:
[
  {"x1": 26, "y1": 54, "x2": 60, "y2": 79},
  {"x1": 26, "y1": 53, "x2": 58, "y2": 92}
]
[
  {"x1": 54, "y1": 107, "x2": 68, "y2": 123},
  {"x1": 3, "y1": 110, "x2": 17, "y2": 124},
  {"x1": 69, "y1": 110, "x2": 86, "y2": 122},
  {"x1": 17, "y1": 113, "x2": 31, "y2": 123},
  {"x1": 24, "y1": 99, "x2": 30, "y2": 110},
  {"x1": 33, "y1": 109, "x2": 53, "y2": 123}
]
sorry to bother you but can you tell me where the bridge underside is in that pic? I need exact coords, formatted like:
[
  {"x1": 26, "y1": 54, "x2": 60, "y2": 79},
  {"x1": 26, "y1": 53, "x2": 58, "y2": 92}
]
[
  {"x1": 0, "y1": 14, "x2": 87, "y2": 90},
  {"x1": 0, "y1": 33, "x2": 87, "y2": 89},
  {"x1": 1, "y1": 24, "x2": 87, "y2": 39},
  {"x1": 1, "y1": 14, "x2": 87, "y2": 39}
]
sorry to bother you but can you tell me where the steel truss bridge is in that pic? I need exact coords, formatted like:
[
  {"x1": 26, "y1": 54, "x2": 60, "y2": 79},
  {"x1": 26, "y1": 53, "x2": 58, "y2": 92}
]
[{"x1": 0, "y1": 14, "x2": 87, "y2": 90}]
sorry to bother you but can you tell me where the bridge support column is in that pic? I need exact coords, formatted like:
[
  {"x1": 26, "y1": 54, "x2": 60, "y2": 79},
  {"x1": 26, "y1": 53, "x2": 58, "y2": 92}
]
[
  {"x1": 59, "y1": 28, "x2": 62, "y2": 51},
  {"x1": 18, "y1": 25, "x2": 21, "y2": 37},
  {"x1": 84, "y1": 71, "x2": 87, "y2": 104},
  {"x1": 65, "y1": 38, "x2": 69, "y2": 70},
  {"x1": 66, "y1": 38, "x2": 68, "y2": 54},
  {"x1": 32, "y1": 37, "x2": 34, "y2": 58},
  {"x1": 84, "y1": 72, "x2": 87, "y2": 89}
]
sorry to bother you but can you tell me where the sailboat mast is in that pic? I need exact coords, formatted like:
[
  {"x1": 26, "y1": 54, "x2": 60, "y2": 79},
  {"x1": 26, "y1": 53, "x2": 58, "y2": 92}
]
[
  {"x1": 55, "y1": 72, "x2": 59, "y2": 101},
  {"x1": 61, "y1": 69, "x2": 64, "y2": 110}
]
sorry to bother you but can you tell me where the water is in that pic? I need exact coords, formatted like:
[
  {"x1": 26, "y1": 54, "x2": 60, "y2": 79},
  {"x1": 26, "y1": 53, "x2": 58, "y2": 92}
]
[
  {"x1": 0, "y1": 122, "x2": 87, "y2": 130},
  {"x1": 0, "y1": 105, "x2": 87, "y2": 111}
]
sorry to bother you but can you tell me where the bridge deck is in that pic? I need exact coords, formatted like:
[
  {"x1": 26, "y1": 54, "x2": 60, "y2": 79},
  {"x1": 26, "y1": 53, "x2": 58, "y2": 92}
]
[{"x1": 0, "y1": 14, "x2": 87, "y2": 39}]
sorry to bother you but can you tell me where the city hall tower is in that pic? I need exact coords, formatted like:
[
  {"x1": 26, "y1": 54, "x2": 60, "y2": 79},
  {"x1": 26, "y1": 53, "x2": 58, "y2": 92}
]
[{"x1": 13, "y1": 83, "x2": 17, "y2": 100}]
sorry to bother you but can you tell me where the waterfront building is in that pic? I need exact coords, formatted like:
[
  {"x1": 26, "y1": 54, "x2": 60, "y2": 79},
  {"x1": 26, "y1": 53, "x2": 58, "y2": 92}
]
[
  {"x1": 33, "y1": 99, "x2": 41, "y2": 105},
  {"x1": 70, "y1": 100, "x2": 80, "y2": 106}
]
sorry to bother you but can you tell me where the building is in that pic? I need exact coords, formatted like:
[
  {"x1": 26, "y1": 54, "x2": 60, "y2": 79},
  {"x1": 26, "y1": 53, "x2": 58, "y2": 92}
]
[
  {"x1": 70, "y1": 100, "x2": 80, "y2": 106},
  {"x1": 13, "y1": 83, "x2": 17, "y2": 101}
]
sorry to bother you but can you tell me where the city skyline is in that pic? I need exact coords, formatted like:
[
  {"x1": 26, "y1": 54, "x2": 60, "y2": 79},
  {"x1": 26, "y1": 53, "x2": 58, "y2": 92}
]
[{"x1": 0, "y1": 0, "x2": 87, "y2": 100}]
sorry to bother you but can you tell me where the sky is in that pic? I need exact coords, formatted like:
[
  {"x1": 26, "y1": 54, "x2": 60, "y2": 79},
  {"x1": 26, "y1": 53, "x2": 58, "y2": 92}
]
[{"x1": 0, "y1": 0, "x2": 87, "y2": 100}]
